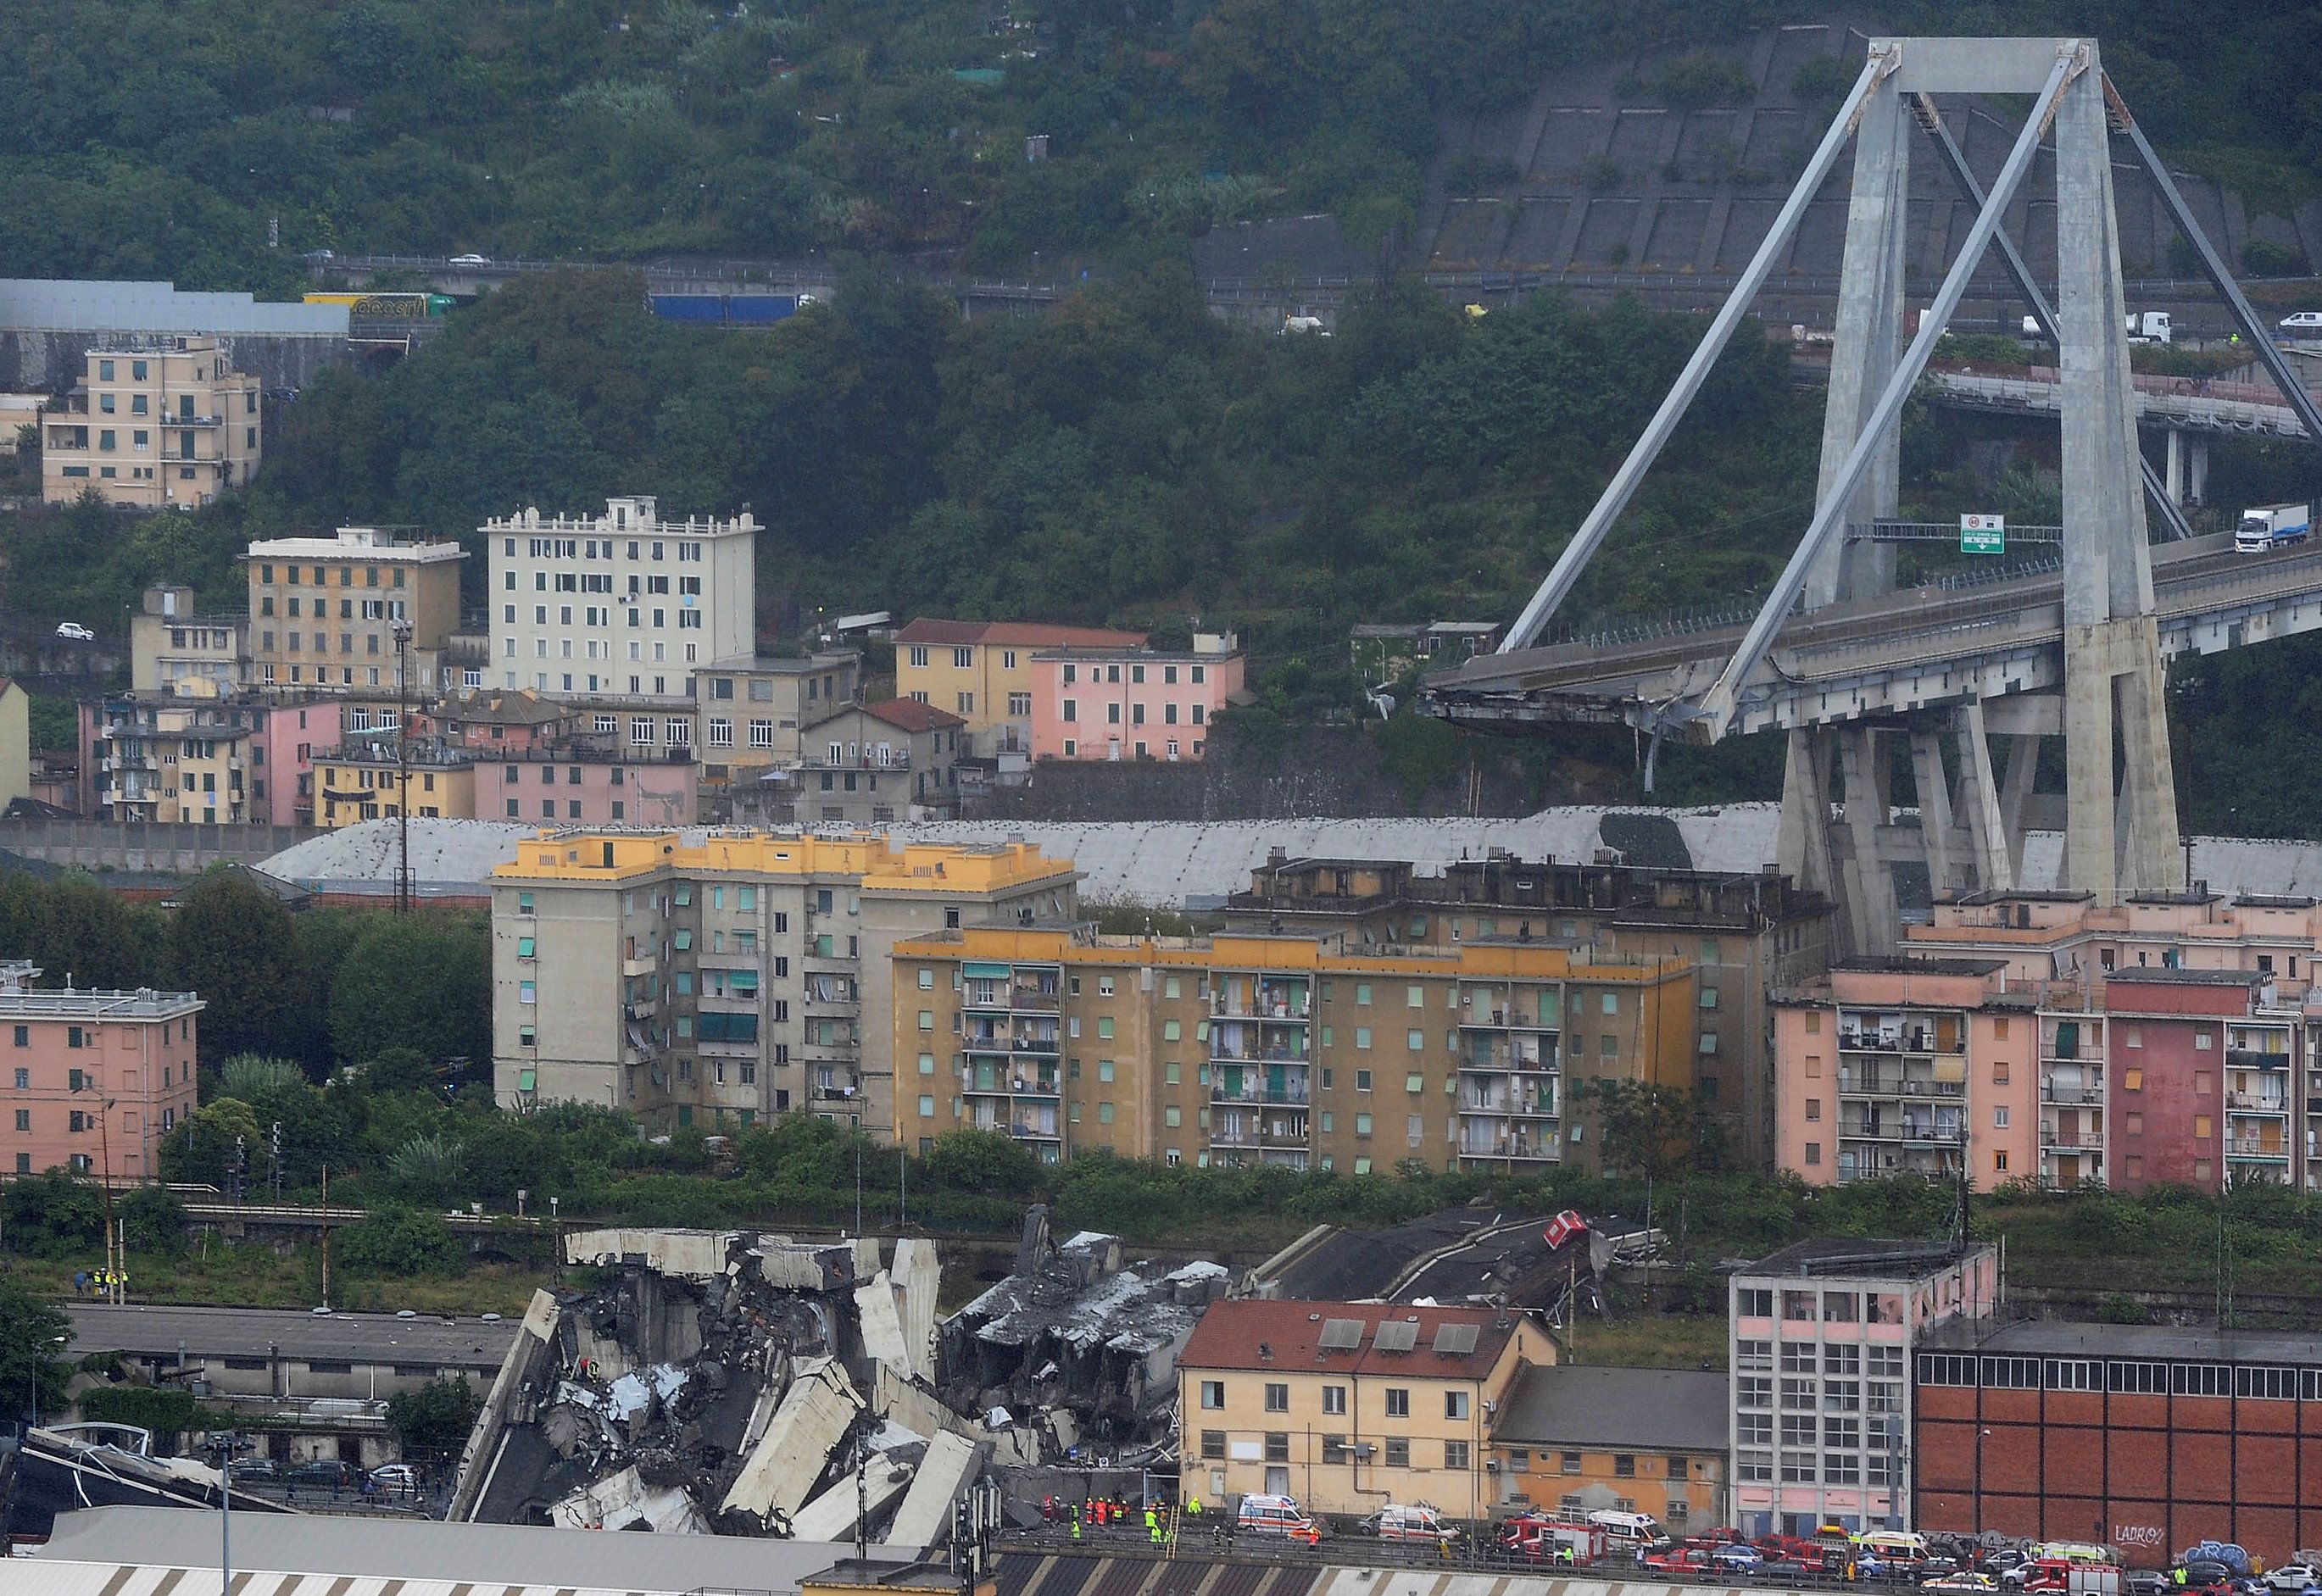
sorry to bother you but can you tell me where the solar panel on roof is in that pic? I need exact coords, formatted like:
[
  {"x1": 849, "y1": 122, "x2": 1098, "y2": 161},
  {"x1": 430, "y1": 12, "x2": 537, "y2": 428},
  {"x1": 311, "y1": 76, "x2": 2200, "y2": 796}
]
[
  {"x1": 1432, "y1": 1322, "x2": 1480, "y2": 1356},
  {"x1": 1318, "y1": 1318, "x2": 1365, "y2": 1350},
  {"x1": 1372, "y1": 1319, "x2": 1419, "y2": 1353}
]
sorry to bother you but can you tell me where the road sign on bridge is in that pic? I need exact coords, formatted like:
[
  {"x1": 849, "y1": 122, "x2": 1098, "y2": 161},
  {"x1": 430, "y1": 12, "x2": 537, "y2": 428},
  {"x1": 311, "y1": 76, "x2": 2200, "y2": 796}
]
[{"x1": 1960, "y1": 514, "x2": 2005, "y2": 554}]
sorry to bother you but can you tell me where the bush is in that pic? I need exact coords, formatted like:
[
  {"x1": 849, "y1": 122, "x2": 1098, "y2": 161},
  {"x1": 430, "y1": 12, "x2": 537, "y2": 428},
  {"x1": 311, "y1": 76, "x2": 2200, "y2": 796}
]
[
  {"x1": 1655, "y1": 54, "x2": 1756, "y2": 111},
  {"x1": 77, "y1": 1385, "x2": 221, "y2": 1436},
  {"x1": 118, "y1": 1187, "x2": 187, "y2": 1255},
  {"x1": 1442, "y1": 153, "x2": 1521, "y2": 194},
  {"x1": 387, "y1": 1376, "x2": 479, "y2": 1462},
  {"x1": 1581, "y1": 154, "x2": 1624, "y2": 195},
  {"x1": 2241, "y1": 237, "x2": 2300, "y2": 278},
  {"x1": 336, "y1": 1207, "x2": 463, "y2": 1275},
  {"x1": 1791, "y1": 54, "x2": 1853, "y2": 105}
]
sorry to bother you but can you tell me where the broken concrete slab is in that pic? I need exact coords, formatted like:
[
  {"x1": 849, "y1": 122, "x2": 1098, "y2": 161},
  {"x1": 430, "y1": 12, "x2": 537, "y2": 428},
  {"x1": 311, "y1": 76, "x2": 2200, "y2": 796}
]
[
  {"x1": 881, "y1": 1431, "x2": 979, "y2": 1549},
  {"x1": 788, "y1": 1455, "x2": 914, "y2": 1542},
  {"x1": 855, "y1": 1272, "x2": 912, "y2": 1372},
  {"x1": 565, "y1": 1228, "x2": 747, "y2": 1280},
  {"x1": 721, "y1": 1357, "x2": 859, "y2": 1524},
  {"x1": 893, "y1": 1239, "x2": 939, "y2": 1382},
  {"x1": 548, "y1": 1464, "x2": 710, "y2": 1533}
]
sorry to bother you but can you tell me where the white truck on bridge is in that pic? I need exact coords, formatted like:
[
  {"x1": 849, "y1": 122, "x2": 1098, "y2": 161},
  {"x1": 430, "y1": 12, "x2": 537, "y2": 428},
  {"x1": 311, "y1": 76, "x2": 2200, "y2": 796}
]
[
  {"x1": 2124, "y1": 310, "x2": 2173, "y2": 344},
  {"x1": 2237, "y1": 502, "x2": 2312, "y2": 553}
]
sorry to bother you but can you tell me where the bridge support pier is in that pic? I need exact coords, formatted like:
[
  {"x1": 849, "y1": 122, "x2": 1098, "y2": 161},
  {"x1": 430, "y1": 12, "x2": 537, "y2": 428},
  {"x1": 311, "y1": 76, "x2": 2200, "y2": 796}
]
[
  {"x1": 2063, "y1": 618, "x2": 2184, "y2": 900},
  {"x1": 2166, "y1": 427, "x2": 2185, "y2": 506}
]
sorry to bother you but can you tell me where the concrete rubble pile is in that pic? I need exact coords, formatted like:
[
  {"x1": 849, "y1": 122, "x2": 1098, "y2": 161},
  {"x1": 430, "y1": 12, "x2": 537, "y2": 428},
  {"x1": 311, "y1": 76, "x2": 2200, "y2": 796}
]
[
  {"x1": 452, "y1": 1226, "x2": 991, "y2": 1543},
  {"x1": 939, "y1": 1206, "x2": 1228, "y2": 1470}
]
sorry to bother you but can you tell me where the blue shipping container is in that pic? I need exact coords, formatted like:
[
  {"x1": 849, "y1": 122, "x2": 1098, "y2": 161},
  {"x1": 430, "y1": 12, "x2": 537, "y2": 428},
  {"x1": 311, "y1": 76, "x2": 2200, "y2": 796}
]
[
  {"x1": 724, "y1": 295, "x2": 800, "y2": 325},
  {"x1": 649, "y1": 294, "x2": 727, "y2": 323}
]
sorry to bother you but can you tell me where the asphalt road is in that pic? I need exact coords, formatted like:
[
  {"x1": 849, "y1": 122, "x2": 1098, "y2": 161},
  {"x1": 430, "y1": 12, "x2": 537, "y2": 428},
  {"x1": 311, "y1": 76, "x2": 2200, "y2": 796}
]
[{"x1": 65, "y1": 1302, "x2": 520, "y2": 1367}]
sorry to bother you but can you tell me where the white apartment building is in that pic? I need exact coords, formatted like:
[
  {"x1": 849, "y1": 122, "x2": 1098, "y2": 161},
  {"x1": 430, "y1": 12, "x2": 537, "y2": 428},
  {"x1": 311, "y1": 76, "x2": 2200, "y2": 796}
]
[{"x1": 485, "y1": 497, "x2": 757, "y2": 702}]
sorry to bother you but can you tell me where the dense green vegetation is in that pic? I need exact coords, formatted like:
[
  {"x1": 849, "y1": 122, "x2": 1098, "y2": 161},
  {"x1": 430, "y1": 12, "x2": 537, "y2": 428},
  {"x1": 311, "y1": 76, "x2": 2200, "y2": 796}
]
[{"x1": 3, "y1": 0, "x2": 2317, "y2": 286}]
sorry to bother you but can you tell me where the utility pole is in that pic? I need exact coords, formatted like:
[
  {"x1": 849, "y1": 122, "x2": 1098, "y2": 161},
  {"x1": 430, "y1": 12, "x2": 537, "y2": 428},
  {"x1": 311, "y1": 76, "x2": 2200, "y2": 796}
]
[
  {"x1": 319, "y1": 1164, "x2": 332, "y2": 1312},
  {"x1": 96, "y1": 1098, "x2": 120, "y2": 1303},
  {"x1": 393, "y1": 616, "x2": 415, "y2": 915}
]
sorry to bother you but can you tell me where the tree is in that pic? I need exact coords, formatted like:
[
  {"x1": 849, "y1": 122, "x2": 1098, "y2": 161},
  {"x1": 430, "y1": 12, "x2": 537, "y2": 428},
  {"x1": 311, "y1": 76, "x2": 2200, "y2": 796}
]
[
  {"x1": 918, "y1": 1129, "x2": 1045, "y2": 1199},
  {"x1": 166, "y1": 869, "x2": 308, "y2": 1063},
  {"x1": 0, "y1": 1169, "x2": 104, "y2": 1257},
  {"x1": 158, "y1": 1097, "x2": 264, "y2": 1190},
  {"x1": 0, "y1": 1274, "x2": 74, "y2": 1425},
  {"x1": 387, "y1": 1376, "x2": 477, "y2": 1464},
  {"x1": 1573, "y1": 1079, "x2": 1701, "y2": 1182},
  {"x1": 327, "y1": 913, "x2": 489, "y2": 1066},
  {"x1": 117, "y1": 1185, "x2": 187, "y2": 1254},
  {"x1": 337, "y1": 1206, "x2": 462, "y2": 1275}
]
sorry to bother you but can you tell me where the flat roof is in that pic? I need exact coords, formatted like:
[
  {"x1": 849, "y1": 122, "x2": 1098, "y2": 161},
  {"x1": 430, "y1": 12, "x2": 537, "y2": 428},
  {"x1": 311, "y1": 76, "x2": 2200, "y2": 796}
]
[
  {"x1": 2102, "y1": 966, "x2": 2262, "y2": 986},
  {"x1": 1742, "y1": 1238, "x2": 1987, "y2": 1280},
  {"x1": 244, "y1": 529, "x2": 465, "y2": 564},
  {"x1": 66, "y1": 1303, "x2": 519, "y2": 1366},
  {"x1": 1493, "y1": 1364, "x2": 1731, "y2": 1451},
  {"x1": 1832, "y1": 956, "x2": 2010, "y2": 976},
  {"x1": 1924, "y1": 1316, "x2": 2322, "y2": 1366},
  {"x1": 0, "y1": 987, "x2": 203, "y2": 1020},
  {"x1": 36, "y1": 1507, "x2": 865, "y2": 1595},
  {"x1": 704, "y1": 653, "x2": 856, "y2": 674}
]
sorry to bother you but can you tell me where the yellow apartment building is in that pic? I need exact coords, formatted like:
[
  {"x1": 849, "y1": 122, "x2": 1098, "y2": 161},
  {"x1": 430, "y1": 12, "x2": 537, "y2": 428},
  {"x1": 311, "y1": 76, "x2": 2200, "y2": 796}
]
[
  {"x1": 42, "y1": 336, "x2": 260, "y2": 509},
  {"x1": 1489, "y1": 1365, "x2": 1730, "y2": 1527},
  {"x1": 490, "y1": 831, "x2": 1080, "y2": 1133},
  {"x1": 244, "y1": 527, "x2": 468, "y2": 692},
  {"x1": 889, "y1": 924, "x2": 1697, "y2": 1171},
  {"x1": 313, "y1": 742, "x2": 476, "y2": 826},
  {"x1": 1179, "y1": 1298, "x2": 1558, "y2": 1519},
  {"x1": 893, "y1": 619, "x2": 1147, "y2": 754}
]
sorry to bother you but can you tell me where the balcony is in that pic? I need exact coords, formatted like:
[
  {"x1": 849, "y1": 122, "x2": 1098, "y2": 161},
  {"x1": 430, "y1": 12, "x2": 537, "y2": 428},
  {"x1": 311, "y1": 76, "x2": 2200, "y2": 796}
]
[
  {"x1": 2225, "y1": 1092, "x2": 2289, "y2": 1115},
  {"x1": 2225, "y1": 1137, "x2": 2289, "y2": 1160},
  {"x1": 1462, "y1": 1040, "x2": 1557, "y2": 1073},
  {"x1": 966, "y1": 1109, "x2": 1060, "y2": 1143},
  {"x1": 1211, "y1": 1111, "x2": 1309, "y2": 1149},
  {"x1": 1462, "y1": 1086, "x2": 1558, "y2": 1119},
  {"x1": 2039, "y1": 1128, "x2": 2105, "y2": 1151},
  {"x1": 2041, "y1": 1076, "x2": 2105, "y2": 1106},
  {"x1": 1212, "y1": 1079, "x2": 1311, "y2": 1107},
  {"x1": 2226, "y1": 1048, "x2": 2291, "y2": 1070},
  {"x1": 1459, "y1": 1124, "x2": 1558, "y2": 1162},
  {"x1": 1211, "y1": 979, "x2": 1311, "y2": 1021},
  {"x1": 963, "y1": 1025, "x2": 1061, "y2": 1056},
  {"x1": 963, "y1": 977, "x2": 1062, "y2": 1013},
  {"x1": 1839, "y1": 1121, "x2": 1903, "y2": 1142},
  {"x1": 1210, "y1": 1021, "x2": 1308, "y2": 1065},
  {"x1": 1460, "y1": 1004, "x2": 1557, "y2": 1032}
]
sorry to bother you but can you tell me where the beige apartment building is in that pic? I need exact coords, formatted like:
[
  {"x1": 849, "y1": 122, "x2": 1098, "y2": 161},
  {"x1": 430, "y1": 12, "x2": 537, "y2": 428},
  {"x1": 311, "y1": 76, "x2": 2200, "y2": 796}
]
[
  {"x1": 244, "y1": 528, "x2": 467, "y2": 692},
  {"x1": 894, "y1": 619, "x2": 1148, "y2": 754},
  {"x1": 694, "y1": 651, "x2": 863, "y2": 789},
  {"x1": 1179, "y1": 1299, "x2": 1558, "y2": 1519},
  {"x1": 42, "y1": 336, "x2": 260, "y2": 509},
  {"x1": 486, "y1": 498, "x2": 757, "y2": 702},
  {"x1": 490, "y1": 831, "x2": 1080, "y2": 1135},
  {"x1": 130, "y1": 586, "x2": 248, "y2": 696},
  {"x1": 0, "y1": 678, "x2": 27, "y2": 815},
  {"x1": 889, "y1": 923, "x2": 1699, "y2": 1171}
]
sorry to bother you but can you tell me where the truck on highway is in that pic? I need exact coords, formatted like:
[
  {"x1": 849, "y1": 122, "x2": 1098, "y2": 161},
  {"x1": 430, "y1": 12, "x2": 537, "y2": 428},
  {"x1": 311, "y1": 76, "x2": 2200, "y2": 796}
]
[
  {"x1": 2124, "y1": 310, "x2": 2174, "y2": 344},
  {"x1": 2237, "y1": 502, "x2": 2312, "y2": 553}
]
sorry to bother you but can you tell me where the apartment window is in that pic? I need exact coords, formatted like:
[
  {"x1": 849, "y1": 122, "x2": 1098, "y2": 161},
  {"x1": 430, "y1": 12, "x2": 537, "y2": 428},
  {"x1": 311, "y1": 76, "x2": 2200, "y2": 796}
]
[
  {"x1": 1264, "y1": 1382, "x2": 1289, "y2": 1412},
  {"x1": 1263, "y1": 1432, "x2": 1290, "y2": 1464},
  {"x1": 1561, "y1": 1452, "x2": 1582, "y2": 1476},
  {"x1": 1200, "y1": 1430, "x2": 1225, "y2": 1460},
  {"x1": 1322, "y1": 1385, "x2": 1346, "y2": 1415},
  {"x1": 1445, "y1": 1390, "x2": 1470, "y2": 1420},
  {"x1": 1445, "y1": 1441, "x2": 1470, "y2": 1471},
  {"x1": 1199, "y1": 1381, "x2": 1224, "y2": 1410},
  {"x1": 1384, "y1": 1388, "x2": 1410, "y2": 1418},
  {"x1": 1384, "y1": 1438, "x2": 1410, "y2": 1468},
  {"x1": 1614, "y1": 1454, "x2": 1636, "y2": 1477}
]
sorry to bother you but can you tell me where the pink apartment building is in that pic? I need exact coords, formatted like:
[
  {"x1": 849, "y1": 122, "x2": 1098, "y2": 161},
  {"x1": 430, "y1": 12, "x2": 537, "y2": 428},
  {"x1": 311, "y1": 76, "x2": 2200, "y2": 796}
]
[
  {"x1": 484, "y1": 747, "x2": 696, "y2": 826},
  {"x1": 1, "y1": 961, "x2": 202, "y2": 1181},
  {"x1": 1027, "y1": 634, "x2": 1245, "y2": 762}
]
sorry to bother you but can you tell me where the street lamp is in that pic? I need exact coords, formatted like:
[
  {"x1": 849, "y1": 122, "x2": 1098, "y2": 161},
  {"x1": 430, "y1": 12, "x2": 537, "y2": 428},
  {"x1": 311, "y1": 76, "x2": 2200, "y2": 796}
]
[
  {"x1": 204, "y1": 1429, "x2": 251, "y2": 1596},
  {"x1": 96, "y1": 1097, "x2": 120, "y2": 1303},
  {"x1": 24, "y1": 1332, "x2": 67, "y2": 1436},
  {"x1": 392, "y1": 616, "x2": 415, "y2": 915}
]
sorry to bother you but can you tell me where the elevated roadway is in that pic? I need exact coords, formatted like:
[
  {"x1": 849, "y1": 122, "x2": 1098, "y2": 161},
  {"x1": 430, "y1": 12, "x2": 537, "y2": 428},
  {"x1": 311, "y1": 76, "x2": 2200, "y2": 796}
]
[
  {"x1": 1427, "y1": 532, "x2": 2322, "y2": 742},
  {"x1": 1922, "y1": 366, "x2": 2312, "y2": 437}
]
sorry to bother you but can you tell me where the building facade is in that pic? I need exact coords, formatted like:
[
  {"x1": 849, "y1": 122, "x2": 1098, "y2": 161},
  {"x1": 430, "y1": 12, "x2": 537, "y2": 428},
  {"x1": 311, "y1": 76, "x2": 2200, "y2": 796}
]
[
  {"x1": 1728, "y1": 1239, "x2": 2000, "y2": 1538},
  {"x1": 42, "y1": 336, "x2": 259, "y2": 509},
  {"x1": 695, "y1": 653, "x2": 864, "y2": 787},
  {"x1": 1914, "y1": 1319, "x2": 2322, "y2": 1565},
  {"x1": 1027, "y1": 635, "x2": 1245, "y2": 763},
  {"x1": 491, "y1": 832, "x2": 1080, "y2": 1136},
  {"x1": 244, "y1": 528, "x2": 467, "y2": 692},
  {"x1": 129, "y1": 586, "x2": 249, "y2": 696},
  {"x1": 1490, "y1": 1365, "x2": 1729, "y2": 1528},
  {"x1": 0, "y1": 678, "x2": 26, "y2": 815},
  {"x1": 1226, "y1": 854, "x2": 1834, "y2": 1168},
  {"x1": 889, "y1": 924, "x2": 1697, "y2": 1171},
  {"x1": 314, "y1": 740, "x2": 478, "y2": 827},
  {"x1": 894, "y1": 620, "x2": 1147, "y2": 754},
  {"x1": 0, "y1": 962, "x2": 203, "y2": 1180},
  {"x1": 486, "y1": 498, "x2": 756, "y2": 701},
  {"x1": 1178, "y1": 1298, "x2": 1557, "y2": 1520},
  {"x1": 783, "y1": 700, "x2": 965, "y2": 826}
]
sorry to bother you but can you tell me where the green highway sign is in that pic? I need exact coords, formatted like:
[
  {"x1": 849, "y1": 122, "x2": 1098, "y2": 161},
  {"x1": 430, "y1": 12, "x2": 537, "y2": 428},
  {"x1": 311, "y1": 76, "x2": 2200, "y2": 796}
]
[{"x1": 1960, "y1": 514, "x2": 2005, "y2": 554}]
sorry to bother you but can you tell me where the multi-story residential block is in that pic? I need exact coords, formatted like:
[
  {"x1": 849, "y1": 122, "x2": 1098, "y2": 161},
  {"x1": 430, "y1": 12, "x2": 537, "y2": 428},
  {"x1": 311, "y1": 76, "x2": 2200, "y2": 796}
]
[
  {"x1": 81, "y1": 692, "x2": 311, "y2": 824},
  {"x1": 1178, "y1": 1298, "x2": 1557, "y2": 1519},
  {"x1": 1914, "y1": 1317, "x2": 2322, "y2": 1564},
  {"x1": 889, "y1": 924, "x2": 1697, "y2": 1171},
  {"x1": 41, "y1": 336, "x2": 259, "y2": 509},
  {"x1": 0, "y1": 961, "x2": 202, "y2": 1179},
  {"x1": 1225, "y1": 852, "x2": 1834, "y2": 1168},
  {"x1": 129, "y1": 586, "x2": 248, "y2": 697},
  {"x1": 0, "y1": 677, "x2": 26, "y2": 815},
  {"x1": 485, "y1": 498, "x2": 756, "y2": 701},
  {"x1": 244, "y1": 527, "x2": 467, "y2": 692},
  {"x1": 894, "y1": 620, "x2": 1147, "y2": 754},
  {"x1": 1028, "y1": 633, "x2": 1245, "y2": 762},
  {"x1": 1490, "y1": 1365, "x2": 1729, "y2": 1528},
  {"x1": 314, "y1": 738, "x2": 476, "y2": 826},
  {"x1": 1729, "y1": 1238, "x2": 1999, "y2": 1538},
  {"x1": 491, "y1": 832, "x2": 1080, "y2": 1135},
  {"x1": 694, "y1": 652, "x2": 864, "y2": 789},
  {"x1": 781, "y1": 700, "x2": 965, "y2": 826}
]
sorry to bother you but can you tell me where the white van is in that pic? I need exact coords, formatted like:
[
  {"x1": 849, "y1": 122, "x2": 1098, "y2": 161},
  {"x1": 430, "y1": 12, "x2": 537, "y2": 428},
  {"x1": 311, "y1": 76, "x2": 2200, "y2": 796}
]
[
  {"x1": 1366, "y1": 1504, "x2": 1458, "y2": 1543},
  {"x1": 1587, "y1": 1509, "x2": 1669, "y2": 1551},
  {"x1": 1862, "y1": 1532, "x2": 1932, "y2": 1562},
  {"x1": 1239, "y1": 1493, "x2": 1321, "y2": 1543}
]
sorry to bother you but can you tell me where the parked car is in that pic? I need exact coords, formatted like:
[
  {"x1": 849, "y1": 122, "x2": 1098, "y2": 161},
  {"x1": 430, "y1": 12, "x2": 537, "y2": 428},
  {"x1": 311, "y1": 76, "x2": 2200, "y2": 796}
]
[
  {"x1": 285, "y1": 1459, "x2": 362, "y2": 1490},
  {"x1": 2279, "y1": 311, "x2": 2322, "y2": 333},
  {"x1": 1359, "y1": 1504, "x2": 1458, "y2": 1544},
  {"x1": 449, "y1": 253, "x2": 492, "y2": 265},
  {"x1": 368, "y1": 1462, "x2": 421, "y2": 1493},
  {"x1": 225, "y1": 1457, "x2": 276, "y2": 1481},
  {"x1": 54, "y1": 622, "x2": 94, "y2": 640},
  {"x1": 1644, "y1": 1548, "x2": 1718, "y2": 1576},
  {"x1": 2265, "y1": 1568, "x2": 2319, "y2": 1593},
  {"x1": 1926, "y1": 1577, "x2": 2004, "y2": 1595},
  {"x1": 2127, "y1": 1574, "x2": 2171, "y2": 1596},
  {"x1": 1713, "y1": 1545, "x2": 1766, "y2": 1573}
]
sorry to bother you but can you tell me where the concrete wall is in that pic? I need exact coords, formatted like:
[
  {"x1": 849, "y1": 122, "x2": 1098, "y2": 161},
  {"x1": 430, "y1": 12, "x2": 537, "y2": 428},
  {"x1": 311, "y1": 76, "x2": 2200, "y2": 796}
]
[
  {"x1": 0, "y1": 330, "x2": 348, "y2": 394},
  {"x1": 0, "y1": 817, "x2": 322, "y2": 870}
]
